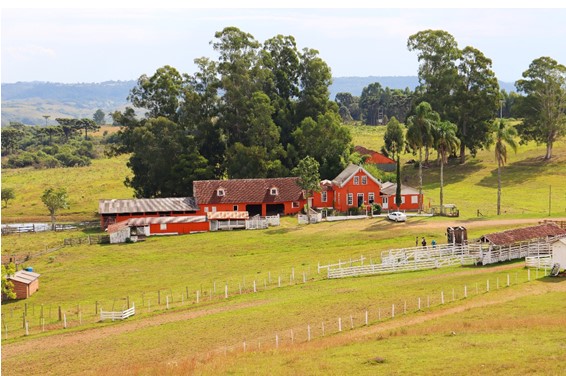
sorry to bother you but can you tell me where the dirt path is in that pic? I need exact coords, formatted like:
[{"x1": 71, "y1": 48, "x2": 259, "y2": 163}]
[{"x1": 1, "y1": 299, "x2": 268, "y2": 359}]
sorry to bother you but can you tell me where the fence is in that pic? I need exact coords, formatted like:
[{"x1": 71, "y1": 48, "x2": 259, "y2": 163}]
[
  {"x1": 525, "y1": 255, "x2": 553, "y2": 268},
  {"x1": 100, "y1": 304, "x2": 135, "y2": 321},
  {"x1": 64, "y1": 235, "x2": 110, "y2": 246},
  {"x1": 298, "y1": 213, "x2": 322, "y2": 224}
]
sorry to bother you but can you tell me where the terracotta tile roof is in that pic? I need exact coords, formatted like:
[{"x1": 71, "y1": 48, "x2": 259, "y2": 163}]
[
  {"x1": 193, "y1": 177, "x2": 304, "y2": 205},
  {"x1": 480, "y1": 224, "x2": 566, "y2": 246},
  {"x1": 99, "y1": 197, "x2": 199, "y2": 214}
]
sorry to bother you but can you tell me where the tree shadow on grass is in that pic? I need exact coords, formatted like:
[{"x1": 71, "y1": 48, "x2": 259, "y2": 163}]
[
  {"x1": 402, "y1": 159, "x2": 484, "y2": 190},
  {"x1": 477, "y1": 156, "x2": 554, "y2": 188}
]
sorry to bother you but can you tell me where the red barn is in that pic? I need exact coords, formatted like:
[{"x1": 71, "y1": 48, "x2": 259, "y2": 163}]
[
  {"x1": 353, "y1": 145, "x2": 396, "y2": 172},
  {"x1": 193, "y1": 177, "x2": 306, "y2": 217},
  {"x1": 99, "y1": 197, "x2": 200, "y2": 229}
]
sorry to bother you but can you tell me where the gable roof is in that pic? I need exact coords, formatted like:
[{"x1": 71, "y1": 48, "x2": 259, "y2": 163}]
[
  {"x1": 99, "y1": 197, "x2": 199, "y2": 215},
  {"x1": 107, "y1": 216, "x2": 207, "y2": 233},
  {"x1": 332, "y1": 164, "x2": 382, "y2": 188},
  {"x1": 479, "y1": 224, "x2": 566, "y2": 246},
  {"x1": 354, "y1": 145, "x2": 396, "y2": 164},
  {"x1": 193, "y1": 177, "x2": 304, "y2": 205},
  {"x1": 8, "y1": 270, "x2": 40, "y2": 285}
]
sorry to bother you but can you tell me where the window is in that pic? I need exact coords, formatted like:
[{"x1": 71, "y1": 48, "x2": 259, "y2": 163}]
[
  {"x1": 347, "y1": 193, "x2": 353, "y2": 206},
  {"x1": 270, "y1": 188, "x2": 278, "y2": 196},
  {"x1": 362, "y1": 176, "x2": 367, "y2": 185},
  {"x1": 411, "y1": 195, "x2": 418, "y2": 204},
  {"x1": 292, "y1": 201, "x2": 300, "y2": 208},
  {"x1": 212, "y1": 206, "x2": 217, "y2": 212},
  {"x1": 160, "y1": 223, "x2": 167, "y2": 231},
  {"x1": 217, "y1": 188, "x2": 225, "y2": 196},
  {"x1": 204, "y1": 207, "x2": 209, "y2": 213},
  {"x1": 233, "y1": 205, "x2": 238, "y2": 211},
  {"x1": 401, "y1": 197, "x2": 405, "y2": 204},
  {"x1": 368, "y1": 192, "x2": 375, "y2": 203},
  {"x1": 354, "y1": 176, "x2": 359, "y2": 185},
  {"x1": 321, "y1": 191, "x2": 327, "y2": 203}
]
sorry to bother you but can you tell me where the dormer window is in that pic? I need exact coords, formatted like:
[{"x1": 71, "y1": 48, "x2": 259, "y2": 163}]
[
  {"x1": 217, "y1": 188, "x2": 225, "y2": 197},
  {"x1": 270, "y1": 187, "x2": 278, "y2": 196}
]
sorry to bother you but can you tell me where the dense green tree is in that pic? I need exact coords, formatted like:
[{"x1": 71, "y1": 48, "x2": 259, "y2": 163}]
[
  {"x1": 383, "y1": 117, "x2": 405, "y2": 208},
  {"x1": 433, "y1": 121, "x2": 460, "y2": 213},
  {"x1": 1, "y1": 127, "x2": 25, "y2": 154},
  {"x1": 2, "y1": 187, "x2": 16, "y2": 208},
  {"x1": 296, "y1": 48, "x2": 335, "y2": 122},
  {"x1": 292, "y1": 111, "x2": 352, "y2": 179},
  {"x1": 41, "y1": 187, "x2": 69, "y2": 230},
  {"x1": 515, "y1": 56, "x2": 566, "y2": 160},
  {"x1": 455, "y1": 46, "x2": 500, "y2": 163},
  {"x1": 292, "y1": 156, "x2": 321, "y2": 221},
  {"x1": 128, "y1": 65, "x2": 186, "y2": 122},
  {"x1": 93, "y1": 109, "x2": 106, "y2": 125},
  {"x1": 55, "y1": 118, "x2": 80, "y2": 141},
  {"x1": 123, "y1": 117, "x2": 215, "y2": 197},
  {"x1": 1, "y1": 263, "x2": 16, "y2": 300},
  {"x1": 493, "y1": 119, "x2": 518, "y2": 215},
  {"x1": 407, "y1": 30, "x2": 460, "y2": 121},
  {"x1": 406, "y1": 102, "x2": 440, "y2": 211}
]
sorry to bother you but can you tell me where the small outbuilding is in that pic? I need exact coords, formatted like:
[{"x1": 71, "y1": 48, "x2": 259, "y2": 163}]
[
  {"x1": 551, "y1": 238, "x2": 566, "y2": 271},
  {"x1": 7, "y1": 270, "x2": 40, "y2": 299}
]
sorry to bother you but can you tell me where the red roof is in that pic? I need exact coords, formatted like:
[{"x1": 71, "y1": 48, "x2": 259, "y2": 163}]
[
  {"x1": 193, "y1": 177, "x2": 304, "y2": 205},
  {"x1": 480, "y1": 224, "x2": 566, "y2": 246},
  {"x1": 354, "y1": 145, "x2": 395, "y2": 165}
]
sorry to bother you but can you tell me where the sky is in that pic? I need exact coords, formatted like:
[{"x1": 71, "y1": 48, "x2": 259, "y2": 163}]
[{"x1": 2, "y1": 2, "x2": 566, "y2": 84}]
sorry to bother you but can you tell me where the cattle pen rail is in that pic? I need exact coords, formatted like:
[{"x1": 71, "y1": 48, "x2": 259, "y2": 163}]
[
  {"x1": 323, "y1": 240, "x2": 555, "y2": 279},
  {"x1": 99, "y1": 304, "x2": 135, "y2": 321}
]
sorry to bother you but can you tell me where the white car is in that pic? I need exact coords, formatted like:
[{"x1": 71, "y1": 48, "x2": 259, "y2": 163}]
[{"x1": 387, "y1": 211, "x2": 407, "y2": 222}]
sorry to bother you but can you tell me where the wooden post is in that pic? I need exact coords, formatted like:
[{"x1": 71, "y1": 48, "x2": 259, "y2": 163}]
[
  {"x1": 275, "y1": 334, "x2": 279, "y2": 349},
  {"x1": 127, "y1": 296, "x2": 130, "y2": 309},
  {"x1": 464, "y1": 285, "x2": 468, "y2": 298},
  {"x1": 253, "y1": 280, "x2": 257, "y2": 293},
  {"x1": 378, "y1": 307, "x2": 381, "y2": 320},
  {"x1": 427, "y1": 296, "x2": 430, "y2": 308},
  {"x1": 452, "y1": 288, "x2": 455, "y2": 301},
  {"x1": 303, "y1": 272, "x2": 306, "y2": 283},
  {"x1": 418, "y1": 297, "x2": 421, "y2": 310},
  {"x1": 392, "y1": 304, "x2": 395, "y2": 318},
  {"x1": 487, "y1": 279, "x2": 490, "y2": 292},
  {"x1": 290, "y1": 329, "x2": 294, "y2": 344},
  {"x1": 268, "y1": 272, "x2": 271, "y2": 284},
  {"x1": 322, "y1": 321, "x2": 325, "y2": 336},
  {"x1": 404, "y1": 301, "x2": 407, "y2": 314},
  {"x1": 196, "y1": 290, "x2": 200, "y2": 304},
  {"x1": 307, "y1": 324, "x2": 311, "y2": 341},
  {"x1": 95, "y1": 301, "x2": 99, "y2": 315},
  {"x1": 278, "y1": 276, "x2": 281, "y2": 288},
  {"x1": 350, "y1": 315, "x2": 354, "y2": 329},
  {"x1": 225, "y1": 284, "x2": 228, "y2": 299},
  {"x1": 507, "y1": 274, "x2": 510, "y2": 287},
  {"x1": 42, "y1": 318, "x2": 45, "y2": 332},
  {"x1": 292, "y1": 267, "x2": 295, "y2": 281},
  {"x1": 365, "y1": 310, "x2": 368, "y2": 326},
  {"x1": 338, "y1": 317, "x2": 342, "y2": 332},
  {"x1": 58, "y1": 306, "x2": 62, "y2": 322},
  {"x1": 63, "y1": 314, "x2": 67, "y2": 329},
  {"x1": 158, "y1": 290, "x2": 161, "y2": 305},
  {"x1": 25, "y1": 321, "x2": 29, "y2": 336},
  {"x1": 243, "y1": 340, "x2": 246, "y2": 352},
  {"x1": 528, "y1": 269, "x2": 531, "y2": 281},
  {"x1": 441, "y1": 291, "x2": 444, "y2": 304},
  {"x1": 166, "y1": 296, "x2": 169, "y2": 309}
]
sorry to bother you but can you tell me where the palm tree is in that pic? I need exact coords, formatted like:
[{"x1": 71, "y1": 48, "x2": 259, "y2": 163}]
[
  {"x1": 433, "y1": 121, "x2": 460, "y2": 214},
  {"x1": 406, "y1": 102, "x2": 439, "y2": 212},
  {"x1": 494, "y1": 119, "x2": 518, "y2": 215}
]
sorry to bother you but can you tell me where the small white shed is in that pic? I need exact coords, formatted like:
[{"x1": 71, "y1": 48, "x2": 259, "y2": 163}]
[{"x1": 551, "y1": 238, "x2": 566, "y2": 271}]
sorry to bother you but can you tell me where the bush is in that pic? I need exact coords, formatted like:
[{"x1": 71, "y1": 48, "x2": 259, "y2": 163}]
[{"x1": 372, "y1": 204, "x2": 382, "y2": 214}]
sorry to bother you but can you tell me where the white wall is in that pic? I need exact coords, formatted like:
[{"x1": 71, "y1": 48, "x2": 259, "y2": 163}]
[{"x1": 552, "y1": 239, "x2": 566, "y2": 270}]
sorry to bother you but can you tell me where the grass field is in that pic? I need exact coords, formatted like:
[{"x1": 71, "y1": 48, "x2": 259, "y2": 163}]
[{"x1": 2, "y1": 123, "x2": 566, "y2": 375}]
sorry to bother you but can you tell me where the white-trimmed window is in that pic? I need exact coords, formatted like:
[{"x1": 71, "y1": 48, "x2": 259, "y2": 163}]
[
  {"x1": 368, "y1": 192, "x2": 375, "y2": 203},
  {"x1": 233, "y1": 205, "x2": 238, "y2": 211},
  {"x1": 160, "y1": 223, "x2": 167, "y2": 231},
  {"x1": 204, "y1": 207, "x2": 209, "y2": 213},
  {"x1": 321, "y1": 191, "x2": 327, "y2": 203},
  {"x1": 292, "y1": 201, "x2": 300, "y2": 208},
  {"x1": 354, "y1": 176, "x2": 359, "y2": 185},
  {"x1": 212, "y1": 206, "x2": 217, "y2": 212},
  {"x1": 362, "y1": 176, "x2": 367, "y2": 185},
  {"x1": 411, "y1": 195, "x2": 418, "y2": 204},
  {"x1": 401, "y1": 197, "x2": 405, "y2": 204},
  {"x1": 217, "y1": 188, "x2": 225, "y2": 196},
  {"x1": 270, "y1": 187, "x2": 278, "y2": 196},
  {"x1": 347, "y1": 193, "x2": 353, "y2": 206}
]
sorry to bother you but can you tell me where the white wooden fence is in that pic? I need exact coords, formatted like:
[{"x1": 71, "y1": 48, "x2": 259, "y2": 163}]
[
  {"x1": 525, "y1": 255, "x2": 553, "y2": 268},
  {"x1": 298, "y1": 213, "x2": 322, "y2": 224},
  {"x1": 100, "y1": 304, "x2": 135, "y2": 321}
]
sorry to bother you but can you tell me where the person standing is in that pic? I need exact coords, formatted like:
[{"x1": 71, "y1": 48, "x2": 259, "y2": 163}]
[
  {"x1": 415, "y1": 236, "x2": 419, "y2": 247},
  {"x1": 421, "y1": 237, "x2": 427, "y2": 247}
]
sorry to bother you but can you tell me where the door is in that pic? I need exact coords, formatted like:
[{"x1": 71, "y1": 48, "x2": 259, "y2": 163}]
[
  {"x1": 357, "y1": 193, "x2": 364, "y2": 207},
  {"x1": 382, "y1": 196, "x2": 389, "y2": 209}
]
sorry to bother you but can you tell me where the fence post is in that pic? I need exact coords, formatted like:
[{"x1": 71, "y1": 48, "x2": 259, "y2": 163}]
[
  {"x1": 25, "y1": 321, "x2": 29, "y2": 336},
  {"x1": 243, "y1": 340, "x2": 246, "y2": 352},
  {"x1": 303, "y1": 272, "x2": 306, "y2": 283},
  {"x1": 378, "y1": 307, "x2": 381, "y2": 320},
  {"x1": 275, "y1": 334, "x2": 279, "y2": 349},
  {"x1": 404, "y1": 301, "x2": 407, "y2": 314},
  {"x1": 418, "y1": 297, "x2": 421, "y2": 310},
  {"x1": 166, "y1": 296, "x2": 169, "y2": 310},
  {"x1": 464, "y1": 285, "x2": 467, "y2": 298},
  {"x1": 507, "y1": 274, "x2": 510, "y2": 287},
  {"x1": 365, "y1": 310, "x2": 368, "y2": 326},
  {"x1": 338, "y1": 317, "x2": 342, "y2": 332},
  {"x1": 225, "y1": 284, "x2": 228, "y2": 299},
  {"x1": 528, "y1": 269, "x2": 531, "y2": 281},
  {"x1": 487, "y1": 279, "x2": 490, "y2": 292},
  {"x1": 308, "y1": 325, "x2": 311, "y2": 341},
  {"x1": 292, "y1": 267, "x2": 295, "y2": 281},
  {"x1": 322, "y1": 321, "x2": 325, "y2": 336},
  {"x1": 278, "y1": 276, "x2": 281, "y2": 288},
  {"x1": 441, "y1": 291, "x2": 444, "y2": 305},
  {"x1": 196, "y1": 290, "x2": 200, "y2": 304},
  {"x1": 350, "y1": 315, "x2": 354, "y2": 329},
  {"x1": 291, "y1": 329, "x2": 294, "y2": 344},
  {"x1": 64, "y1": 314, "x2": 67, "y2": 328},
  {"x1": 392, "y1": 304, "x2": 395, "y2": 318},
  {"x1": 253, "y1": 280, "x2": 257, "y2": 293}
]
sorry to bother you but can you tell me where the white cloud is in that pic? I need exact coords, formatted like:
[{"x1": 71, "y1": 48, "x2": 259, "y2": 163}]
[{"x1": 6, "y1": 45, "x2": 57, "y2": 61}]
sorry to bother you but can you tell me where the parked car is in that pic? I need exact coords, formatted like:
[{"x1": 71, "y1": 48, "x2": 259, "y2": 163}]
[{"x1": 387, "y1": 211, "x2": 407, "y2": 222}]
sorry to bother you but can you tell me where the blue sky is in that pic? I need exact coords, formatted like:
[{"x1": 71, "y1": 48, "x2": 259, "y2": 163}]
[{"x1": 2, "y1": 3, "x2": 565, "y2": 84}]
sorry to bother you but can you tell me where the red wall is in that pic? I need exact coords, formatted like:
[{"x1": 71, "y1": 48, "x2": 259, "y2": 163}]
[
  {"x1": 197, "y1": 201, "x2": 305, "y2": 216},
  {"x1": 149, "y1": 221, "x2": 209, "y2": 234},
  {"x1": 382, "y1": 194, "x2": 422, "y2": 211},
  {"x1": 332, "y1": 171, "x2": 381, "y2": 212}
]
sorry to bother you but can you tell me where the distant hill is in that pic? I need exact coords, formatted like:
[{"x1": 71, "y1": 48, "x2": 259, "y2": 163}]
[{"x1": 1, "y1": 78, "x2": 516, "y2": 126}]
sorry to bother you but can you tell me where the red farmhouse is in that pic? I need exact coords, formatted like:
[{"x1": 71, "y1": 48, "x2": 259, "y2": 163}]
[
  {"x1": 193, "y1": 177, "x2": 306, "y2": 217},
  {"x1": 311, "y1": 164, "x2": 421, "y2": 212}
]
